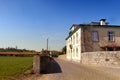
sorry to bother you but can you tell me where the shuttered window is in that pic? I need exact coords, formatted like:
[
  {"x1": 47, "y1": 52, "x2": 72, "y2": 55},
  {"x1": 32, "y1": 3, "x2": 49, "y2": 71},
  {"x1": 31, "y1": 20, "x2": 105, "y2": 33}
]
[
  {"x1": 92, "y1": 31, "x2": 99, "y2": 42},
  {"x1": 108, "y1": 32, "x2": 115, "y2": 42}
]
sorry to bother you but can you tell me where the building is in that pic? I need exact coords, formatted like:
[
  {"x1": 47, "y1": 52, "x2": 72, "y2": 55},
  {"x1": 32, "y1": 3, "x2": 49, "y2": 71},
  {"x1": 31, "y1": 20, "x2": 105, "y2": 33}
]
[{"x1": 66, "y1": 19, "x2": 120, "y2": 62}]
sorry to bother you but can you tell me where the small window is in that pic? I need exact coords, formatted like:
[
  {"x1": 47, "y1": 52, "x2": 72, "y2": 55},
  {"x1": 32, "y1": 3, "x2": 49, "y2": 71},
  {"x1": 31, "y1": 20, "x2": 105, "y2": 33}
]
[
  {"x1": 76, "y1": 33, "x2": 78, "y2": 43},
  {"x1": 73, "y1": 49, "x2": 75, "y2": 57},
  {"x1": 71, "y1": 37, "x2": 72, "y2": 44},
  {"x1": 73, "y1": 35, "x2": 75, "y2": 44},
  {"x1": 108, "y1": 32, "x2": 115, "y2": 42},
  {"x1": 92, "y1": 31, "x2": 99, "y2": 41},
  {"x1": 76, "y1": 48, "x2": 78, "y2": 57},
  {"x1": 71, "y1": 49, "x2": 72, "y2": 55}
]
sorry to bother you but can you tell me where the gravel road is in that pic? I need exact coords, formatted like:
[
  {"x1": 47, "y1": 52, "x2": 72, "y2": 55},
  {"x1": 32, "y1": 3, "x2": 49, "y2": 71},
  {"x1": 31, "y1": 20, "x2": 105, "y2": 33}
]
[{"x1": 25, "y1": 58, "x2": 120, "y2": 80}]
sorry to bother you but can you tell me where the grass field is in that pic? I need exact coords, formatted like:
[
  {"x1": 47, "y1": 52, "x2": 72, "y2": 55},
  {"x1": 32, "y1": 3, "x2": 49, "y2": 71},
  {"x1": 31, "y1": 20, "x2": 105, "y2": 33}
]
[{"x1": 0, "y1": 56, "x2": 33, "y2": 80}]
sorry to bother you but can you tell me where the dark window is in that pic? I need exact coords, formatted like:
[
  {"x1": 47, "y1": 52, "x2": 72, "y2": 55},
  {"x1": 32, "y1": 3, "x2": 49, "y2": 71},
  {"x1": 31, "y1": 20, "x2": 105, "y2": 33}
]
[
  {"x1": 92, "y1": 31, "x2": 99, "y2": 41},
  {"x1": 73, "y1": 35, "x2": 75, "y2": 44},
  {"x1": 108, "y1": 32, "x2": 115, "y2": 42},
  {"x1": 76, "y1": 33, "x2": 78, "y2": 43},
  {"x1": 76, "y1": 48, "x2": 78, "y2": 57}
]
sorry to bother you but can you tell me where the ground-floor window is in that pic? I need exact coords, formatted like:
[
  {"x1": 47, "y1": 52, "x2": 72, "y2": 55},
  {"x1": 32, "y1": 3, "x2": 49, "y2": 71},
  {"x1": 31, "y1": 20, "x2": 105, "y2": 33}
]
[
  {"x1": 73, "y1": 49, "x2": 75, "y2": 57},
  {"x1": 70, "y1": 50, "x2": 71, "y2": 56},
  {"x1": 67, "y1": 49, "x2": 70, "y2": 57},
  {"x1": 76, "y1": 48, "x2": 78, "y2": 57},
  {"x1": 108, "y1": 31, "x2": 115, "y2": 42}
]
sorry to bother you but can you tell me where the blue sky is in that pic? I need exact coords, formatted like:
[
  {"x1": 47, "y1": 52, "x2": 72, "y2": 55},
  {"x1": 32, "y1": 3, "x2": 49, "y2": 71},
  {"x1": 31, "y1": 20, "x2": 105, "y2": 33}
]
[{"x1": 0, "y1": 0, "x2": 120, "y2": 51}]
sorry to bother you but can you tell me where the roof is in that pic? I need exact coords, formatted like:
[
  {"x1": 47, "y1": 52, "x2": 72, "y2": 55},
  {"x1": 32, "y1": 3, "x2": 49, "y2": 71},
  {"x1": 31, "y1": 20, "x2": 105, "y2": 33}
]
[
  {"x1": 90, "y1": 22, "x2": 100, "y2": 25},
  {"x1": 70, "y1": 24, "x2": 79, "y2": 30},
  {"x1": 66, "y1": 25, "x2": 81, "y2": 40},
  {"x1": 66, "y1": 24, "x2": 120, "y2": 40}
]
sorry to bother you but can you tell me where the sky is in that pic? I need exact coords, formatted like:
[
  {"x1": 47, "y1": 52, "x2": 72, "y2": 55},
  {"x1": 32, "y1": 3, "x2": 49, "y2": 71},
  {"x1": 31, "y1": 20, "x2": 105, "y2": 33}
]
[{"x1": 0, "y1": 0, "x2": 120, "y2": 51}]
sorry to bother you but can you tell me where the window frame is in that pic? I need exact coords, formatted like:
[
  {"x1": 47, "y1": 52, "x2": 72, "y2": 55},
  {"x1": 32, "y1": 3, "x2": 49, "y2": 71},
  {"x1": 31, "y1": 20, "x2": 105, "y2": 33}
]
[
  {"x1": 76, "y1": 48, "x2": 78, "y2": 57},
  {"x1": 76, "y1": 33, "x2": 78, "y2": 44},
  {"x1": 73, "y1": 35, "x2": 75, "y2": 44},
  {"x1": 108, "y1": 31, "x2": 115, "y2": 42},
  {"x1": 92, "y1": 31, "x2": 99, "y2": 42}
]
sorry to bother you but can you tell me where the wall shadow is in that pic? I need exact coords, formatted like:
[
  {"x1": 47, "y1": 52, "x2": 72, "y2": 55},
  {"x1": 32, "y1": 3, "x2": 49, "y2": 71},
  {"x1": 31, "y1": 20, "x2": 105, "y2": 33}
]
[{"x1": 40, "y1": 56, "x2": 62, "y2": 74}]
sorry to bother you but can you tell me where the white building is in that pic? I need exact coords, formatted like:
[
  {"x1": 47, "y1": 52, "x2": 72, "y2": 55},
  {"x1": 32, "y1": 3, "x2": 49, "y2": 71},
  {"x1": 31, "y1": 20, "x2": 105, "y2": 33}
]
[{"x1": 66, "y1": 24, "x2": 82, "y2": 62}]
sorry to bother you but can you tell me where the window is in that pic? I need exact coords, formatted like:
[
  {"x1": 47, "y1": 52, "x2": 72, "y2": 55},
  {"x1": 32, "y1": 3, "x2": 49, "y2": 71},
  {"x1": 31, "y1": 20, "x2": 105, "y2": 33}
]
[
  {"x1": 69, "y1": 50, "x2": 71, "y2": 56},
  {"x1": 73, "y1": 35, "x2": 75, "y2": 44},
  {"x1": 73, "y1": 49, "x2": 75, "y2": 57},
  {"x1": 71, "y1": 37, "x2": 72, "y2": 44},
  {"x1": 76, "y1": 33, "x2": 78, "y2": 43},
  {"x1": 108, "y1": 32, "x2": 115, "y2": 42},
  {"x1": 76, "y1": 48, "x2": 78, "y2": 57},
  {"x1": 71, "y1": 49, "x2": 72, "y2": 55},
  {"x1": 92, "y1": 31, "x2": 99, "y2": 41}
]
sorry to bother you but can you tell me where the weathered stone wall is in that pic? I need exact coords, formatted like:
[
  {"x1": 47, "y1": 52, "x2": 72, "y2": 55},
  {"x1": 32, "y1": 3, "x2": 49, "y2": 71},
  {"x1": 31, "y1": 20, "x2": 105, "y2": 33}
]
[
  {"x1": 33, "y1": 54, "x2": 52, "y2": 74},
  {"x1": 33, "y1": 54, "x2": 40, "y2": 74},
  {"x1": 81, "y1": 51, "x2": 120, "y2": 66}
]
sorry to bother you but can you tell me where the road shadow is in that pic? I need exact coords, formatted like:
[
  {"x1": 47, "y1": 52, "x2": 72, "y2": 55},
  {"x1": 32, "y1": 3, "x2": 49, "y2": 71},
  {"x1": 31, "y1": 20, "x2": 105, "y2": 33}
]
[{"x1": 40, "y1": 56, "x2": 62, "y2": 74}]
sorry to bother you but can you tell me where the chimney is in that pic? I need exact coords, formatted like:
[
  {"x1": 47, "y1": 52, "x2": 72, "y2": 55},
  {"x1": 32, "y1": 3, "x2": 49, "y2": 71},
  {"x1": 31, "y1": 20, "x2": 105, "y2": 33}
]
[{"x1": 100, "y1": 19, "x2": 106, "y2": 25}]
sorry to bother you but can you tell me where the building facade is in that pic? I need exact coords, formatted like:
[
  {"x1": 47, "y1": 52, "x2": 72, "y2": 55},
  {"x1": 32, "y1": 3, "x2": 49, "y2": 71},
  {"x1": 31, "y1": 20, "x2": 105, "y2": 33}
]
[{"x1": 66, "y1": 19, "x2": 120, "y2": 62}]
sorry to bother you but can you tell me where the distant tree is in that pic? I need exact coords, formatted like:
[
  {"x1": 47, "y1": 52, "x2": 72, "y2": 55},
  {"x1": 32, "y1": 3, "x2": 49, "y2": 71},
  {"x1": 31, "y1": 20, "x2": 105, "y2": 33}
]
[
  {"x1": 61, "y1": 46, "x2": 66, "y2": 54},
  {"x1": 0, "y1": 47, "x2": 36, "y2": 52}
]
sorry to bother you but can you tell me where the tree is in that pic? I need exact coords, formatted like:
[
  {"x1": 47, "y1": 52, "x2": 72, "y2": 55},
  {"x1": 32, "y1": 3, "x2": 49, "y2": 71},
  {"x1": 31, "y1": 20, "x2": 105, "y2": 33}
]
[{"x1": 62, "y1": 46, "x2": 66, "y2": 54}]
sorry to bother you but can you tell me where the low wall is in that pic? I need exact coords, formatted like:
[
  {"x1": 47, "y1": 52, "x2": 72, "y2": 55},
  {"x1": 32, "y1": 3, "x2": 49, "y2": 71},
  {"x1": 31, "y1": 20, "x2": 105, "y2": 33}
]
[
  {"x1": 33, "y1": 54, "x2": 40, "y2": 74},
  {"x1": 33, "y1": 54, "x2": 52, "y2": 74},
  {"x1": 40, "y1": 56, "x2": 51, "y2": 73},
  {"x1": 81, "y1": 51, "x2": 120, "y2": 66}
]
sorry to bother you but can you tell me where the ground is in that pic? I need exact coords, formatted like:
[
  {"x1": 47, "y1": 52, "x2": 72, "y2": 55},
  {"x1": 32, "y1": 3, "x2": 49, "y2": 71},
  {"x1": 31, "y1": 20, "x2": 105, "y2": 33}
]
[{"x1": 24, "y1": 55, "x2": 120, "y2": 80}]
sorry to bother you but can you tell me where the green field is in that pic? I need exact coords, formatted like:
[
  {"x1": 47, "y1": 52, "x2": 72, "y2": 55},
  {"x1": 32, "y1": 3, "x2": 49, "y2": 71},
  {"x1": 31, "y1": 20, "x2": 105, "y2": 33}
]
[{"x1": 0, "y1": 56, "x2": 33, "y2": 80}]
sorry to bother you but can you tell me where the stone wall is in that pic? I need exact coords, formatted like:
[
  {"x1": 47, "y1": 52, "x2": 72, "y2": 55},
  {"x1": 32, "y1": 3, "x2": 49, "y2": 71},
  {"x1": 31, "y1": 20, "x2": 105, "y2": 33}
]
[
  {"x1": 33, "y1": 54, "x2": 40, "y2": 74},
  {"x1": 33, "y1": 54, "x2": 52, "y2": 74},
  {"x1": 81, "y1": 51, "x2": 120, "y2": 66}
]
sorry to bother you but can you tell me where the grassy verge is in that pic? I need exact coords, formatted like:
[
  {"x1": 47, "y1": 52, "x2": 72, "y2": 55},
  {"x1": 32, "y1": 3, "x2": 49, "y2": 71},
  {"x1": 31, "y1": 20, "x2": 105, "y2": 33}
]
[{"x1": 0, "y1": 56, "x2": 33, "y2": 80}]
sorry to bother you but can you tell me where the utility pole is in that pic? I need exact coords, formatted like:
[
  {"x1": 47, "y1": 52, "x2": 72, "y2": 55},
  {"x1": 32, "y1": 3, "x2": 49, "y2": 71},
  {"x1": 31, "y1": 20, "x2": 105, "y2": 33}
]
[{"x1": 47, "y1": 38, "x2": 48, "y2": 50}]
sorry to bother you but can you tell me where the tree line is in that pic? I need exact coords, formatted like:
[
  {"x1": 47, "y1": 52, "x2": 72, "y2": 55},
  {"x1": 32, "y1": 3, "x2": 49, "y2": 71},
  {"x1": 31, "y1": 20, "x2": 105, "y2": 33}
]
[{"x1": 0, "y1": 47, "x2": 35, "y2": 52}]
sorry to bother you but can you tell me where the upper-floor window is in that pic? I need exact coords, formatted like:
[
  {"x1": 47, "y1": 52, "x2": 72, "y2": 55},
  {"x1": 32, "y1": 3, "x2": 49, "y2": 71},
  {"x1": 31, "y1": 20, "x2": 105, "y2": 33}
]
[
  {"x1": 92, "y1": 31, "x2": 99, "y2": 42},
  {"x1": 76, "y1": 33, "x2": 78, "y2": 43},
  {"x1": 73, "y1": 35, "x2": 75, "y2": 44},
  {"x1": 71, "y1": 37, "x2": 72, "y2": 44},
  {"x1": 108, "y1": 32, "x2": 115, "y2": 42},
  {"x1": 69, "y1": 39, "x2": 70, "y2": 44}
]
